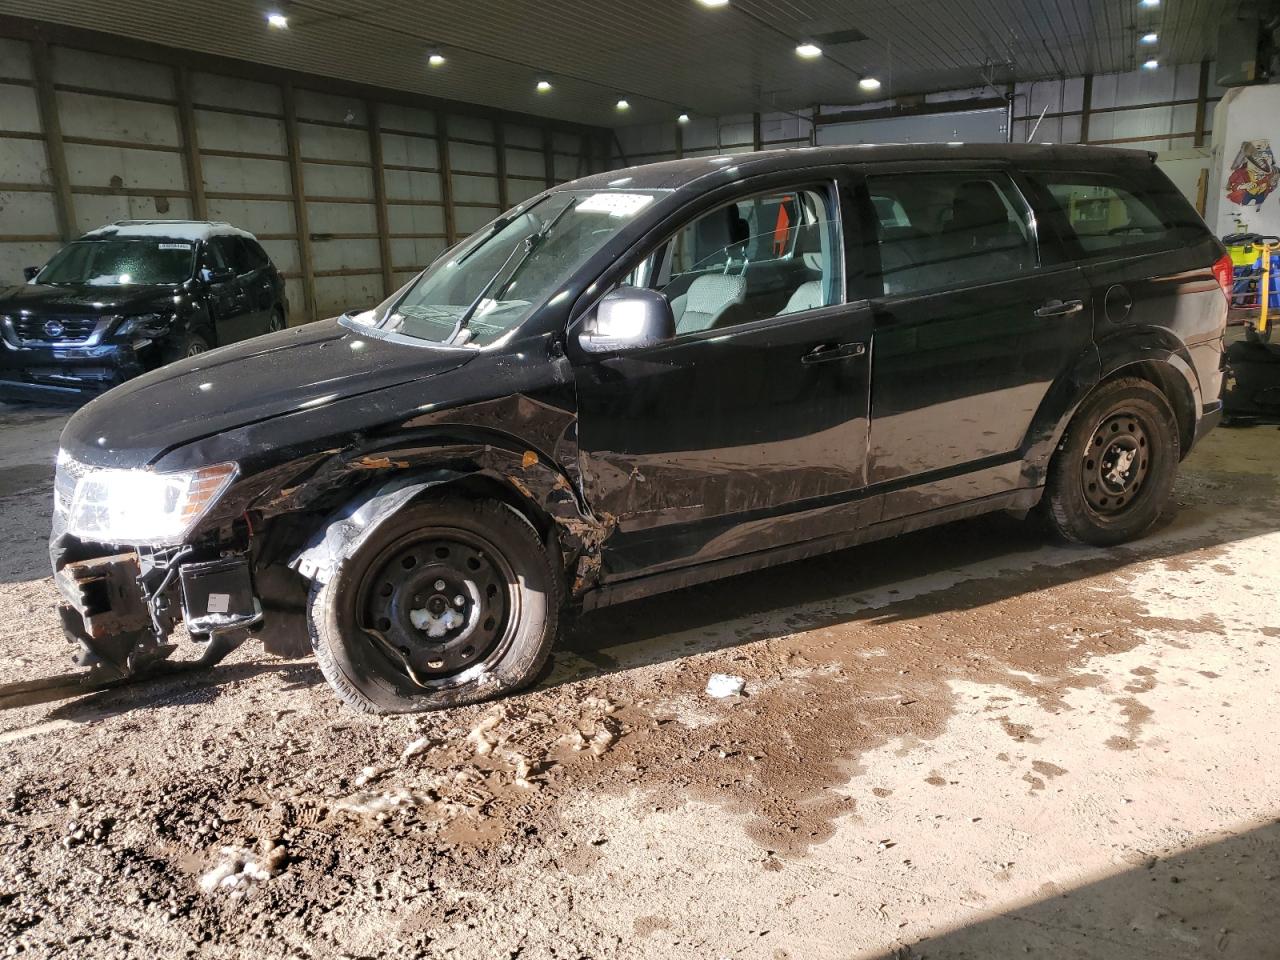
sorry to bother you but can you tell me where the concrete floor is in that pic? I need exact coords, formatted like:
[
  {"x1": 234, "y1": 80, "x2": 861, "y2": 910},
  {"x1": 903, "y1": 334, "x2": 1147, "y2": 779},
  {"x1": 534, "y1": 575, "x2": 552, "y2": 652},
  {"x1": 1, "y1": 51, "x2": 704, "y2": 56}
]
[{"x1": 0, "y1": 402, "x2": 1277, "y2": 959}]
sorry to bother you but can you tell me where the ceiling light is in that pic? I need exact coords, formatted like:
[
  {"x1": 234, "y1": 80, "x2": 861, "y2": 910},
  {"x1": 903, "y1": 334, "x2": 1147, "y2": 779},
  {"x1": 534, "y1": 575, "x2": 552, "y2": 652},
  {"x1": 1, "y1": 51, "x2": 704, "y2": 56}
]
[
  {"x1": 266, "y1": 11, "x2": 288, "y2": 28},
  {"x1": 1140, "y1": 31, "x2": 1158, "y2": 44},
  {"x1": 677, "y1": 113, "x2": 690, "y2": 124},
  {"x1": 696, "y1": 0, "x2": 730, "y2": 6},
  {"x1": 1139, "y1": 0, "x2": 1159, "y2": 7},
  {"x1": 427, "y1": 48, "x2": 446, "y2": 67},
  {"x1": 1142, "y1": 58, "x2": 1160, "y2": 69},
  {"x1": 859, "y1": 77, "x2": 882, "y2": 92},
  {"x1": 536, "y1": 78, "x2": 553, "y2": 93},
  {"x1": 795, "y1": 42, "x2": 823, "y2": 59},
  {"x1": 616, "y1": 98, "x2": 631, "y2": 111}
]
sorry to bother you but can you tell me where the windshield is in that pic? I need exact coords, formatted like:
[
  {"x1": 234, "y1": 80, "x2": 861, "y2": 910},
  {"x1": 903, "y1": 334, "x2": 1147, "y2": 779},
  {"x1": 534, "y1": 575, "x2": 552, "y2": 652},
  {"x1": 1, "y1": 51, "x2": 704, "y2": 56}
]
[
  {"x1": 354, "y1": 190, "x2": 658, "y2": 346},
  {"x1": 36, "y1": 239, "x2": 196, "y2": 287}
]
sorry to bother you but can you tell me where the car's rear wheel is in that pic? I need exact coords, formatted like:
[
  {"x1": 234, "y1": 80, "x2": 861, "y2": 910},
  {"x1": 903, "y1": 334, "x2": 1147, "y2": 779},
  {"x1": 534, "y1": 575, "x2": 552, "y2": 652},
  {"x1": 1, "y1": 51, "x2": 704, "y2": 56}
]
[
  {"x1": 269, "y1": 308, "x2": 286, "y2": 333},
  {"x1": 307, "y1": 498, "x2": 561, "y2": 713},
  {"x1": 1043, "y1": 377, "x2": 1180, "y2": 546}
]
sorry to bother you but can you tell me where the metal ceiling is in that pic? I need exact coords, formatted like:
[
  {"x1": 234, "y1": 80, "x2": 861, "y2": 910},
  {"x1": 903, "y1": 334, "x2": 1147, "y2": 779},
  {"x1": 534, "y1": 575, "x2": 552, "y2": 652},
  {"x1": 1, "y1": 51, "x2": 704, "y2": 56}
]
[{"x1": 0, "y1": 0, "x2": 1226, "y2": 126}]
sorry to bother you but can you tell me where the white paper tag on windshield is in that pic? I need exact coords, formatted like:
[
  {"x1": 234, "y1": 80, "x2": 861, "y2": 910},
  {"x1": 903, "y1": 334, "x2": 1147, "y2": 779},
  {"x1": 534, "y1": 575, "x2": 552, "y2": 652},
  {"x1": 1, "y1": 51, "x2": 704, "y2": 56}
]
[
  {"x1": 206, "y1": 593, "x2": 230, "y2": 614},
  {"x1": 158, "y1": 243, "x2": 192, "y2": 250},
  {"x1": 577, "y1": 193, "x2": 653, "y2": 217}
]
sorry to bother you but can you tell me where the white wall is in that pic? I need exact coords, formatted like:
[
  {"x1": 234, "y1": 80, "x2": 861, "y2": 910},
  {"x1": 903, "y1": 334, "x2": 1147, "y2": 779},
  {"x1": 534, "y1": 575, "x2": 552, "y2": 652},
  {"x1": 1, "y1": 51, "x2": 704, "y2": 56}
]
[
  {"x1": 611, "y1": 63, "x2": 1223, "y2": 209},
  {"x1": 1206, "y1": 85, "x2": 1280, "y2": 238}
]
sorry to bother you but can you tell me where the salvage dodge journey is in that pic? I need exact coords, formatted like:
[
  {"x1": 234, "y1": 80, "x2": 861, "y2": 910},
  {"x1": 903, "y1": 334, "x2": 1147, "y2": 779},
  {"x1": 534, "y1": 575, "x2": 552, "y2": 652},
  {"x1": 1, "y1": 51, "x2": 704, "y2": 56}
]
[{"x1": 51, "y1": 145, "x2": 1228, "y2": 713}]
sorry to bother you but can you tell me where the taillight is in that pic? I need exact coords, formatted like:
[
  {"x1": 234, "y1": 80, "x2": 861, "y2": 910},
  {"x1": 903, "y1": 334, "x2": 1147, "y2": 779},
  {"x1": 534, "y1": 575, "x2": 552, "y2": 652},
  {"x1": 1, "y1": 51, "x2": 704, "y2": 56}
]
[{"x1": 1212, "y1": 253, "x2": 1233, "y2": 300}]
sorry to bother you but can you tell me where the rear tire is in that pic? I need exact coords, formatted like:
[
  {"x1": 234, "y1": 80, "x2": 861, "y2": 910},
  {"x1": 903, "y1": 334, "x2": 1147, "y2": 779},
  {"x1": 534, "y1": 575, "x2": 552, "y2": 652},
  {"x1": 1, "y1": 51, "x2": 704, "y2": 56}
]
[
  {"x1": 1043, "y1": 377, "x2": 1180, "y2": 546},
  {"x1": 307, "y1": 498, "x2": 562, "y2": 714}
]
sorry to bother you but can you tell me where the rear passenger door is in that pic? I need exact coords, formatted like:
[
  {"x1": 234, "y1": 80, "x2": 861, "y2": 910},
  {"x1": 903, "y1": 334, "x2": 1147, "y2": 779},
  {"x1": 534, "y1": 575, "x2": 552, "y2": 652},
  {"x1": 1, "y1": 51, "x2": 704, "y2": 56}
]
[{"x1": 859, "y1": 164, "x2": 1094, "y2": 520}]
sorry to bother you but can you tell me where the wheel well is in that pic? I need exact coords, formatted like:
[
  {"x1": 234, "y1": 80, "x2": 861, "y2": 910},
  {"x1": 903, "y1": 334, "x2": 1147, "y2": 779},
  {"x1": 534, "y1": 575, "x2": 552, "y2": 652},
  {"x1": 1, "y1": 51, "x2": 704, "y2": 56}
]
[
  {"x1": 418, "y1": 473, "x2": 556, "y2": 547},
  {"x1": 1102, "y1": 361, "x2": 1195, "y2": 458}
]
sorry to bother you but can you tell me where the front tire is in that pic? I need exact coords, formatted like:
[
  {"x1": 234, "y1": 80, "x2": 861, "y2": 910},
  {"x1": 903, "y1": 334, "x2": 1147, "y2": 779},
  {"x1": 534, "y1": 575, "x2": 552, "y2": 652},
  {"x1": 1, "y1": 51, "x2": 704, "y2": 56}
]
[
  {"x1": 1043, "y1": 378, "x2": 1180, "y2": 546},
  {"x1": 308, "y1": 498, "x2": 562, "y2": 714},
  {"x1": 161, "y1": 329, "x2": 211, "y2": 365}
]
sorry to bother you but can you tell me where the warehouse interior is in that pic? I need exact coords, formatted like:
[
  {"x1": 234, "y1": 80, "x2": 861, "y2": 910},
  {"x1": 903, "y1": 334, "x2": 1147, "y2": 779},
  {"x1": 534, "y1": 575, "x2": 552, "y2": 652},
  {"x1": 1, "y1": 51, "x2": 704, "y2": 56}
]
[{"x1": 2, "y1": 2, "x2": 1280, "y2": 959}]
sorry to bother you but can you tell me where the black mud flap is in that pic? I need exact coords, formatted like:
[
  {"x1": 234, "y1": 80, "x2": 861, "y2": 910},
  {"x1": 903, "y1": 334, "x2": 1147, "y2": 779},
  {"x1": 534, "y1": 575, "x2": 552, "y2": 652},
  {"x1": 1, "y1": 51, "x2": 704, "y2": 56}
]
[{"x1": 1223, "y1": 340, "x2": 1280, "y2": 423}]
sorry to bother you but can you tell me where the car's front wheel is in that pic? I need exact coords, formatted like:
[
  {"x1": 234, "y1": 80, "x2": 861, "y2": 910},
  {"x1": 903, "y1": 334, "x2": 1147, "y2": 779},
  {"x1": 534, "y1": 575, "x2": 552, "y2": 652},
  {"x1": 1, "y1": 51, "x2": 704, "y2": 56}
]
[
  {"x1": 1043, "y1": 377, "x2": 1180, "y2": 546},
  {"x1": 307, "y1": 498, "x2": 562, "y2": 713}
]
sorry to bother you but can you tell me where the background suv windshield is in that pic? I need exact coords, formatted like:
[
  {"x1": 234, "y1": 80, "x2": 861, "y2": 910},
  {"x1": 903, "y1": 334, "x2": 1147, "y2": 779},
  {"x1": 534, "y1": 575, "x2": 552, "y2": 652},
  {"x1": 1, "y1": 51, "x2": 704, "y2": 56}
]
[
  {"x1": 36, "y1": 239, "x2": 196, "y2": 286},
  {"x1": 358, "y1": 190, "x2": 657, "y2": 346}
]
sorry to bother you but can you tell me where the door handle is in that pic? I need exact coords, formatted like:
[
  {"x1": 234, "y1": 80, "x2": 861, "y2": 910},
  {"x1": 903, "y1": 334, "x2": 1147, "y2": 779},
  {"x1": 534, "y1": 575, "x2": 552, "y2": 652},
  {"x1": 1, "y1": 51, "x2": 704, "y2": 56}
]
[
  {"x1": 1035, "y1": 299, "x2": 1085, "y2": 319},
  {"x1": 802, "y1": 341, "x2": 867, "y2": 364}
]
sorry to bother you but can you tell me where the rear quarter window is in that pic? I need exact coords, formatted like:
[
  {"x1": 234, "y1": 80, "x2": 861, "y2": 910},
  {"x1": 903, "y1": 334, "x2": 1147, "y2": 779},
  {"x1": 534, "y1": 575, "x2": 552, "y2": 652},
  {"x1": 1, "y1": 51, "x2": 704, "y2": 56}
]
[{"x1": 1027, "y1": 169, "x2": 1206, "y2": 257}]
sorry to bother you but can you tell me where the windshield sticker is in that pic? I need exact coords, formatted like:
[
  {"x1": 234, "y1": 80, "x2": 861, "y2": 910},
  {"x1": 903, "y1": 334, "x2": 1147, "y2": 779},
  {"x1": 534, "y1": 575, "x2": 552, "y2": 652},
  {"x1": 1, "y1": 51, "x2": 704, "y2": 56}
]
[
  {"x1": 576, "y1": 193, "x2": 654, "y2": 218},
  {"x1": 158, "y1": 243, "x2": 193, "y2": 250}
]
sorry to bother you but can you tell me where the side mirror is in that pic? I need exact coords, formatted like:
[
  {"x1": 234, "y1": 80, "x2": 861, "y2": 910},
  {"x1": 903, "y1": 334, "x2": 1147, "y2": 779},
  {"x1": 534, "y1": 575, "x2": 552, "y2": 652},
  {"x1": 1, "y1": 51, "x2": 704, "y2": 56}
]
[
  {"x1": 578, "y1": 286, "x2": 676, "y2": 353},
  {"x1": 22, "y1": 266, "x2": 39, "y2": 282},
  {"x1": 201, "y1": 266, "x2": 235, "y2": 284}
]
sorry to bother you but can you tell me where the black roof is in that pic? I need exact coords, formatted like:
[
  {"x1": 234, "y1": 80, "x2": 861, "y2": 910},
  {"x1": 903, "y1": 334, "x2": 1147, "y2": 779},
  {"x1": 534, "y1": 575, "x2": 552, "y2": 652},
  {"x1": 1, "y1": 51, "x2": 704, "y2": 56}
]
[{"x1": 569, "y1": 143, "x2": 1157, "y2": 193}]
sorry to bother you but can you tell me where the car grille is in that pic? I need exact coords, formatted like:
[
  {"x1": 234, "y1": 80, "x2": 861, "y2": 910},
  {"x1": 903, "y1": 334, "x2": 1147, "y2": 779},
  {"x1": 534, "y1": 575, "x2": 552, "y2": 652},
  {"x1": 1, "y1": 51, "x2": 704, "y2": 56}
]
[{"x1": 11, "y1": 315, "x2": 102, "y2": 344}]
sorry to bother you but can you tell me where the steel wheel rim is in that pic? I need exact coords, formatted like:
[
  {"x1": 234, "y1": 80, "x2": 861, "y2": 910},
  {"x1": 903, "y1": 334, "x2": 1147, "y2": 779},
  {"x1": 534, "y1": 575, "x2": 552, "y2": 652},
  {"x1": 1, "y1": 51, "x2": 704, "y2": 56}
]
[
  {"x1": 1083, "y1": 411, "x2": 1150, "y2": 515},
  {"x1": 355, "y1": 526, "x2": 519, "y2": 690}
]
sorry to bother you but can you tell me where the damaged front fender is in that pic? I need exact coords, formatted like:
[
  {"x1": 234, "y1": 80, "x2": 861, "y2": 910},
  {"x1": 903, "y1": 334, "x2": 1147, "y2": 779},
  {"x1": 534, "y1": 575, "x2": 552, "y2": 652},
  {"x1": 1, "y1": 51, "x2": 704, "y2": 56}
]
[
  {"x1": 287, "y1": 449, "x2": 616, "y2": 599},
  {"x1": 290, "y1": 472, "x2": 463, "y2": 585}
]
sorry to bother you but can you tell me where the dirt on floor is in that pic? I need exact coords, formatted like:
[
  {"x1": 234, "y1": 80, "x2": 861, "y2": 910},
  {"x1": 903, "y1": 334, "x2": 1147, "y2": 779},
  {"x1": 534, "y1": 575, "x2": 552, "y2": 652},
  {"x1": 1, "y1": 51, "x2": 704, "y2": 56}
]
[{"x1": 1, "y1": 403, "x2": 1278, "y2": 959}]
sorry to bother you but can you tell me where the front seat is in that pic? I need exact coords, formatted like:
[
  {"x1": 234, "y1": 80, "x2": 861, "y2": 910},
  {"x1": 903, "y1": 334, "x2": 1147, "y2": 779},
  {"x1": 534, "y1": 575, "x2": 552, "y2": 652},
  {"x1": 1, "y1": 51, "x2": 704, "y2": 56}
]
[
  {"x1": 779, "y1": 224, "x2": 826, "y2": 315},
  {"x1": 671, "y1": 273, "x2": 747, "y2": 334}
]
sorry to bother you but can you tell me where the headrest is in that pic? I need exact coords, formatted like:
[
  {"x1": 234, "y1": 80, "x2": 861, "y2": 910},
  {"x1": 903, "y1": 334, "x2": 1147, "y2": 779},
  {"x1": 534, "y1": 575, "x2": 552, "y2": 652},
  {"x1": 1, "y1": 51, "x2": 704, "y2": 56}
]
[{"x1": 949, "y1": 180, "x2": 1010, "y2": 233}]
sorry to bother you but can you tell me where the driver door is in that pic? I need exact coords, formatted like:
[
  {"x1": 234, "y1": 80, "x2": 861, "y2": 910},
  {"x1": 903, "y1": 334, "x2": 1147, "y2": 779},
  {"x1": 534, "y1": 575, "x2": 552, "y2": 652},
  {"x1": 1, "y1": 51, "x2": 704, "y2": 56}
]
[{"x1": 570, "y1": 180, "x2": 875, "y2": 581}]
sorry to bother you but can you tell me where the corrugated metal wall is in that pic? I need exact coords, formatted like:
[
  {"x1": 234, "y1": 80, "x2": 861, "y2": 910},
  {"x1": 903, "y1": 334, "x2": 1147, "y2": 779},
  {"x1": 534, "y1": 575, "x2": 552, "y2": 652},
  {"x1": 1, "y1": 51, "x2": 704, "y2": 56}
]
[
  {"x1": 612, "y1": 62, "x2": 1223, "y2": 167},
  {"x1": 0, "y1": 33, "x2": 609, "y2": 321}
]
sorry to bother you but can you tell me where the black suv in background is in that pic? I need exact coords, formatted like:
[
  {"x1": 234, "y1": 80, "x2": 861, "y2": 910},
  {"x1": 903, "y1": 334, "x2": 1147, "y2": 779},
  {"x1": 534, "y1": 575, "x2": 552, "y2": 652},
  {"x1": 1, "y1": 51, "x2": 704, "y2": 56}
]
[
  {"x1": 49, "y1": 145, "x2": 1228, "y2": 714},
  {"x1": 0, "y1": 220, "x2": 288, "y2": 403}
]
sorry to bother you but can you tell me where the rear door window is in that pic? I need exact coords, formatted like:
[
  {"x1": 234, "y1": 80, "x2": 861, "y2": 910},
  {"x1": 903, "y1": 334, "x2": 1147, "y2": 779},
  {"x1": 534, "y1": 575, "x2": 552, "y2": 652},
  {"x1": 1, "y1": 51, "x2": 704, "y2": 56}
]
[
  {"x1": 1024, "y1": 170, "x2": 1204, "y2": 257},
  {"x1": 866, "y1": 171, "x2": 1039, "y2": 297}
]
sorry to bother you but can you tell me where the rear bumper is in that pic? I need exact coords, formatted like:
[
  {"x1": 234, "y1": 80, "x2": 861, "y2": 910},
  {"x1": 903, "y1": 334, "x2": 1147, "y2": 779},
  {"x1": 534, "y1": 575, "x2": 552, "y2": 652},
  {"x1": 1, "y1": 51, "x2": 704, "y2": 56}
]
[
  {"x1": 0, "y1": 340, "x2": 146, "y2": 404},
  {"x1": 1193, "y1": 399, "x2": 1223, "y2": 448}
]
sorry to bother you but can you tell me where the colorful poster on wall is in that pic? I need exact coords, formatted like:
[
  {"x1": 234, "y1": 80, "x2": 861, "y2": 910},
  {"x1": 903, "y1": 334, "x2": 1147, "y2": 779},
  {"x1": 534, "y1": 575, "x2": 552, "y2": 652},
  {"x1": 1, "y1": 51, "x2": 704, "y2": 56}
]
[{"x1": 1227, "y1": 140, "x2": 1280, "y2": 207}]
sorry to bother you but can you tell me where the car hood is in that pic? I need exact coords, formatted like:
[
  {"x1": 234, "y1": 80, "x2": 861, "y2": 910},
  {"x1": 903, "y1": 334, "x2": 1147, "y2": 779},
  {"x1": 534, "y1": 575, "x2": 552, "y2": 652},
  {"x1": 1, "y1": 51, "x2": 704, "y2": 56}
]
[
  {"x1": 0, "y1": 282, "x2": 184, "y2": 316},
  {"x1": 60, "y1": 319, "x2": 477, "y2": 468}
]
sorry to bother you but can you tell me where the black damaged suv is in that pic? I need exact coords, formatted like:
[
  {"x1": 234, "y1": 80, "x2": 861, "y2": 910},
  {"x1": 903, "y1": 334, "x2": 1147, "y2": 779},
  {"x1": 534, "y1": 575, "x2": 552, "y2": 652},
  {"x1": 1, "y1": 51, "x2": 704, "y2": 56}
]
[
  {"x1": 49, "y1": 145, "x2": 1228, "y2": 713},
  {"x1": 1, "y1": 220, "x2": 287, "y2": 403}
]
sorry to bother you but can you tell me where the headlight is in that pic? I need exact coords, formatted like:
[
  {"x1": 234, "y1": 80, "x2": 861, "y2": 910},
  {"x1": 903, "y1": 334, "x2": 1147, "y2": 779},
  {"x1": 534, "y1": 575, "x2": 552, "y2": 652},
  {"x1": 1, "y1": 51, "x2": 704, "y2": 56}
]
[
  {"x1": 65, "y1": 460, "x2": 238, "y2": 546},
  {"x1": 116, "y1": 313, "x2": 173, "y2": 337}
]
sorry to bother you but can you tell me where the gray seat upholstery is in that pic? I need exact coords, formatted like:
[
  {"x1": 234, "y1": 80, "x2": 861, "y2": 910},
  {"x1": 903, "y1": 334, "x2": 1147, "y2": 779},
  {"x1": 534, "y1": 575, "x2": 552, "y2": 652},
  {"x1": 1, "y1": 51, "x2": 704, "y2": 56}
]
[
  {"x1": 779, "y1": 279, "x2": 824, "y2": 315},
  {"x1": 671, "y1": 273, "x2": 747, "y2": 333}
]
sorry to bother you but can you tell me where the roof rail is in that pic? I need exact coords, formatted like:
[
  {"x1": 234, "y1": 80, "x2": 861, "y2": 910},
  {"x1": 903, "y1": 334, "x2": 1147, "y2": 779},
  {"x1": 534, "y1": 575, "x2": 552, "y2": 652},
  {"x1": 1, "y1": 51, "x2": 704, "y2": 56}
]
[{"x1": 109, "y1": 219, "x2": 229, "y2": 227}]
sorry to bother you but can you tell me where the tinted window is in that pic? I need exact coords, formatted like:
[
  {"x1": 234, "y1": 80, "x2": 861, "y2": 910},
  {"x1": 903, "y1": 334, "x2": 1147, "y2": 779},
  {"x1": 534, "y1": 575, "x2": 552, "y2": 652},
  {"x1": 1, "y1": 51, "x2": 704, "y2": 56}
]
[
  {"x1": 652, "y1": 186, "x2": 843, "y2": 335},
  {"x1": 243, "y1": 239, "x2": 271, "y2": 270},
  {"x1": 1028, "y1": 171, "x2": 1198, "y2": 255},
  {"x1": 867, "y1": 172, "x2": 1038, "y2": 297}
]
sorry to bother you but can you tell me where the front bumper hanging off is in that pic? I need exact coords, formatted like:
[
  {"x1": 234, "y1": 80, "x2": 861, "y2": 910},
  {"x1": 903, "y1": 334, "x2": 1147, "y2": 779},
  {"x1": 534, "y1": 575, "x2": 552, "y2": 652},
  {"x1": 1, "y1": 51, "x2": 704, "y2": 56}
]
[{"x1": 54, "y1": 545, "x2": 262, "y2": 678}]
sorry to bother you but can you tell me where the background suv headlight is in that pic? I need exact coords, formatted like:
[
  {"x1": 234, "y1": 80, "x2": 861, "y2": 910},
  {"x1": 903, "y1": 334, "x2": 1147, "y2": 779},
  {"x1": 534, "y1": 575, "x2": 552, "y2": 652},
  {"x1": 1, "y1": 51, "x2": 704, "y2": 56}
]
[
  {"x1": 115, "y1": 313, "x2": 174, "y2": 338},
  {"x1": 64, "y1": 460, "x2": 238, "y2": 546}
]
